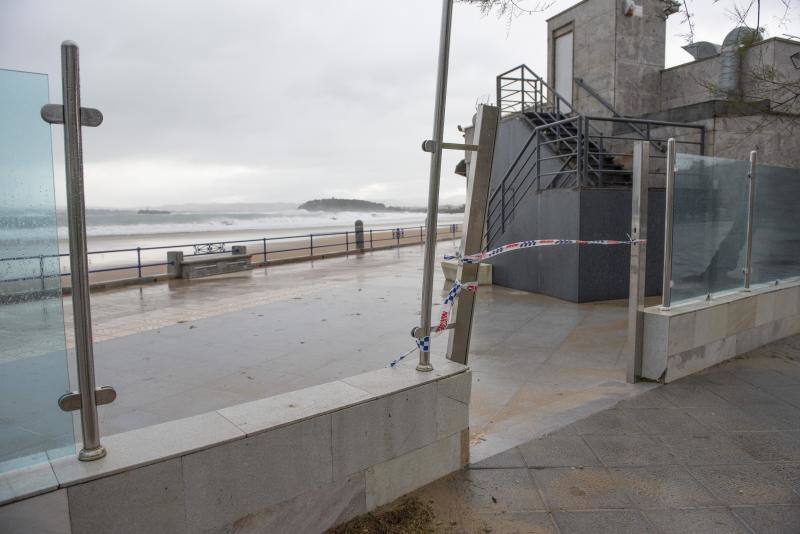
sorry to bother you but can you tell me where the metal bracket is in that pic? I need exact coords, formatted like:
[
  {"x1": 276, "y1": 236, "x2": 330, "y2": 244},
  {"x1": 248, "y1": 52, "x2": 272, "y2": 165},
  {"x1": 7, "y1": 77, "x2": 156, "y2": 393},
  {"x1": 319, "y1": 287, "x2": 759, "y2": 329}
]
[
  {"x1": 58, "y1": 386, "x2": 117, "y2": 412},
  {"x1": 41, "y1": 103, "x2": 103, "y2": 127},
  {"x1": 421, "y1": 140, "x2": 479, "y2": 153}
]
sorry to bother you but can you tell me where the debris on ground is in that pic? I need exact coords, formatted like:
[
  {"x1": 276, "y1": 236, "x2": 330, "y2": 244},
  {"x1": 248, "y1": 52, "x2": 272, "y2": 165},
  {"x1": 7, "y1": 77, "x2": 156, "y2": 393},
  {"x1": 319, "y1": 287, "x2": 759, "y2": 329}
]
[{"x1": 326, "y1": 497, "x2": 436, "y2": 534}]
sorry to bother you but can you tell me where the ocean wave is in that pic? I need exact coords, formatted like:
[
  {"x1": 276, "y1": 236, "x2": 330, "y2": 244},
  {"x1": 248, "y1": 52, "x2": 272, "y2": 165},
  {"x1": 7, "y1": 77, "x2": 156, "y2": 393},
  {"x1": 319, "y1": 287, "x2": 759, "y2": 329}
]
[{"x1": 51, "y1": 210, "x2": 459, "y2": 238}]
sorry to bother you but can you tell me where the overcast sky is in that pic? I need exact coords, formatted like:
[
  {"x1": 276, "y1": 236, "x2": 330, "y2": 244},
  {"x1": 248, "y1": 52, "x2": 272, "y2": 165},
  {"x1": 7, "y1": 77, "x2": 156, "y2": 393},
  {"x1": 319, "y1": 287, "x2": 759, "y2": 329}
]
[{"x1": 0, "y1": 0, "x2": 793, "y2": 208}]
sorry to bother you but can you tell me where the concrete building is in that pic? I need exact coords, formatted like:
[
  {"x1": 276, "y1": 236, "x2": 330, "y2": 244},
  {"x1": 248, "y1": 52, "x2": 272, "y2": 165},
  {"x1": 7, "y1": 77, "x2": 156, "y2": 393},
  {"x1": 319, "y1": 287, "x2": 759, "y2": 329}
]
[{"x1": 483, "y1": 0, "x2": 800, "y2": 302}]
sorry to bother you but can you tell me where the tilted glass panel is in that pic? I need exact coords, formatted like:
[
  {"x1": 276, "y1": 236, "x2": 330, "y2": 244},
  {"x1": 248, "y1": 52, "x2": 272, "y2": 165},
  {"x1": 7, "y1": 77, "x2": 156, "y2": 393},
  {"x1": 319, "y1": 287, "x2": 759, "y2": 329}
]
[
  {"x1": 670, "y1": 153, "x2": 749, "y2": 304},
  {"x1": 751, "y1": 163, "x2": 800, "y2": 286},
  {"x1": 0, "y1": 69, "x2": 74, "y2": 470}
]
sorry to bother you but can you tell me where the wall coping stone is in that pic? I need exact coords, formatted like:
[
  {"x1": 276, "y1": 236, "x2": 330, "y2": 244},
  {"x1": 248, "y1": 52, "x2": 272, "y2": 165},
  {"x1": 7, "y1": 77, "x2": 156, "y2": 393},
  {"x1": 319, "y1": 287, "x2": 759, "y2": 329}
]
[
  {"x1": 643, "y1": 278, "x2": 800, "y2": 318},
  {"x1": 0, "y1": 355, "x2": 468, "y2": 507}
]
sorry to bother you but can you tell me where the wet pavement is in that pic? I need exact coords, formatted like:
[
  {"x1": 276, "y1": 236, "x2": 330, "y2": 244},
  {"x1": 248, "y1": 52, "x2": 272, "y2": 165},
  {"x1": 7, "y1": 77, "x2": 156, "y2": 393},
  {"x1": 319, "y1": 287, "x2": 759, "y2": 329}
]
[
  {"x1": 54, "y1": 241, "x2": 647, "y2": 461},
  {"x1": 406, "y1": 336, "x2": 800, "y2": 533}
]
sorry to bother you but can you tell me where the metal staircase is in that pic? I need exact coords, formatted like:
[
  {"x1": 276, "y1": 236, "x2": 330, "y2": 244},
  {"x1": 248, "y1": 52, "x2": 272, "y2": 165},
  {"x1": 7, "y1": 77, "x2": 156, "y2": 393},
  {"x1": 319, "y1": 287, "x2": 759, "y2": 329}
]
[{"x1": 486, "y1": 64, "x2": 705, "y2": 245}]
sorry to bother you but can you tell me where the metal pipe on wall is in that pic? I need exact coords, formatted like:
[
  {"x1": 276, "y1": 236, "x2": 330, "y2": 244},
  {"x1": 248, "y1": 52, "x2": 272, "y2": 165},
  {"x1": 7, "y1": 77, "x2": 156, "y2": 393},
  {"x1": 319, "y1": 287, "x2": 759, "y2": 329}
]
[
  {"x1": 661, "y1": 138, "x2": 677, "y2": 310},
  {"x1": 417, "y1": 0, "x2": 454, "y2": 372}
]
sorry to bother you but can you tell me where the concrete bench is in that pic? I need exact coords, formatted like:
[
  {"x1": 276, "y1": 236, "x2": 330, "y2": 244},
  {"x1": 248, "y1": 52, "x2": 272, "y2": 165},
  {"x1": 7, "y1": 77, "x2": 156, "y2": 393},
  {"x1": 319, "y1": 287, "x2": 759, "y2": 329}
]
[{"x1": 168, "y1": 245, "x2": 252, "y2": 279}]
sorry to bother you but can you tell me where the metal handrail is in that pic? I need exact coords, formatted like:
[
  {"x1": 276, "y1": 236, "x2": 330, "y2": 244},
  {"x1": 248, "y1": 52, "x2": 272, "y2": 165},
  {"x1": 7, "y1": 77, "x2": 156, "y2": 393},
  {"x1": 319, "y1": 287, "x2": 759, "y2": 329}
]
[{"x1": 0, "y1": 222, "x2": 462, "y2": 285}]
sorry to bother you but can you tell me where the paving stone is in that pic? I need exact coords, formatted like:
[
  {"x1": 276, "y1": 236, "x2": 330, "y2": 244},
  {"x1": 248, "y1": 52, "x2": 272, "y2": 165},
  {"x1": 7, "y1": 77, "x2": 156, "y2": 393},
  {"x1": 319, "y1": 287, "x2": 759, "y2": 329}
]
[
  {"x1": 655, "y1": 431, "x2": 755, "y2": 465},
  {"x1": 770, "y1": 463, "x2": 800, "y2": 494},
  {"x1": 474, "y1": 512, "x2": 559, "y2": 533},
  {"x1": 687, "y1": 404, "x2": 770, "y2": 432},
  {"x1": 563, "y1": 410, "x2": 643, "y2": 435},
  {"x1": 518, "y1": 435, "x2": 601, "y2": 468},
  {"x1": 677, "y1": 367, "x2": 746, "y2": 386},
  {"x1": 469, "y1": 447, "x2": 527, "y2": 469},
  {"x1": 612, "y1": 466, "x2": 719, "y2": 508},
  {"x1": 613, "y1": 388, "x2": 676, "y2": 409},
  {"x1": 764, "y1": 386, "x2": 800, "y2": 409},
  {"x1": 417, "y1": 468, "x2": 545, "y2": 514},
  {"x1": 736, "y1": 402, "x2": 800, "y2": 430},
  {"x1": 708, "y1": 384, "x2": 788, "y2": 406},
  {"x1": 582, "y1": 434, "x2": 679, "y2": 467},
  {"x1": 733, "y1": 505, "x2": 800, "y2": 534},
  {"x1": 532, "y1": 467, "x2": 632, "y2": 510},
  {"x1": 727, "y1": 431, "x2": 800, "y2": 462},
  {"x1": 644, "y1": 508, "x2": 751, "y2": 534},
  {"x1": 690, "y1": 464, "x2": 800, "y2": 505},
  {"x1": 658, "y1": 385, "x2": 731, "y2": 408},
  {"x1": 620, "y1": 408, "x2": 707, "y2": 435},
  {"x1": 728, "y1": 367, "x2": 800, "y2": 387},
  {"x1": 553, "y1": 510, "x2": 656, "y2": 534}
]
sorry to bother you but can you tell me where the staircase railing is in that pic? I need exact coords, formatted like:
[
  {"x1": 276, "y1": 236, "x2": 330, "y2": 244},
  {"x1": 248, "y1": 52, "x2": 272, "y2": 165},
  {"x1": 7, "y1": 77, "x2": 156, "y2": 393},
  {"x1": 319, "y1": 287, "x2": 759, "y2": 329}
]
[
  {"x1": 486, "y1": 115, "x2": 582, "y2": 244},
  {"x1": 496, "y1": 64, "x2": 576, "y2": 118},
  {"x1": 487, "y1": 65, "x2": 707, "y2": 245}
]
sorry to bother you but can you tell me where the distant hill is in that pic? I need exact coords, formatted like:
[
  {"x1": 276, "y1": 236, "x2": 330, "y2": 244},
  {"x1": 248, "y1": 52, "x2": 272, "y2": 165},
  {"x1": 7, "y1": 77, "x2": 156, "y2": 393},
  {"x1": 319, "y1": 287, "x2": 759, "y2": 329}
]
[{"x1": 298, "y1": 197, "x2": 464, "y2": 213}]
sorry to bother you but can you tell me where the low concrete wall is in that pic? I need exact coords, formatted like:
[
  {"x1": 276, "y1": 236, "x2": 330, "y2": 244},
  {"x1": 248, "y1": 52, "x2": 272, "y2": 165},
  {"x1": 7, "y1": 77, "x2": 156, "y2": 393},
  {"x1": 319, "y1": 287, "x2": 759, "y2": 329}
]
[
  {"x1": 641, "y1": 280, "x2": 800, "y2": 382},
  {"x1": 0, "y1": 357, "x2": 470, "y2": 534}
]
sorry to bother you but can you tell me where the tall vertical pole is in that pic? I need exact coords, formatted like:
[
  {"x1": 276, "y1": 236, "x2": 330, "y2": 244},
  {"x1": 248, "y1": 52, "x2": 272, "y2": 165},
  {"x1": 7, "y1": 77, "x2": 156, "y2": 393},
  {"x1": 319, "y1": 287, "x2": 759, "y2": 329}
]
[
  {"x1": 626, "y1": 142, "x2": 649, "y2": 383},
  {"x1": 447, "y1": 105, "x2": 499, "y2": 364},
  {"x1": 661, "y1": 138, "x2": 676, "y2": 310},
  {"x1": 61, "y1": 41, "x2": 105, "y2": 461},
  {"x1": 743, "y1": 150, "x2": 757, "y2": 290},
  {"x1": 417, "y1": 0, "x2": 454, "y2": 372}
]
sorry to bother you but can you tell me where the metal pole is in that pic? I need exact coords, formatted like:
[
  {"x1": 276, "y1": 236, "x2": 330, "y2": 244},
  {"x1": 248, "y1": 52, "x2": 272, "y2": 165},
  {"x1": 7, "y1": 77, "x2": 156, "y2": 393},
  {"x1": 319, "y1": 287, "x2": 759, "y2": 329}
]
[
  {"x1": 39, "y1": 255, "x2": 46, "y2": 291},
  {"x1": 61, "y1": 41, "x2": 105, "y2": 461},
  {"x1": 370, "y1": 229, "x2": 373, "y2": 249},
  {"x1": 743, "y1": 149, "x2": 757, "y2": 290},
  {"x1": 345, "y1": 231, "x2": 349, "y2": 252},
  {"x1": 446, "y1": 105, "x2": 499, "y2": 365},
  {"x1": 627, "y1": 141, "x2": 649, "y2": 383},
  {"x1": 417, "y1": 0, "x2": 454, "y2": 372},
  {"x1": 262, "y1": 237, "x2": 267, "y2": 263},
  {"x1": 310, "y1": 234, "x2": 314, "y2": 256},
  {"x1": 661, "y1": 138, "x2": 676, "y2": 310},
  {"x1": 136, "y1": 247, "x2": 142, "y2": 278}
]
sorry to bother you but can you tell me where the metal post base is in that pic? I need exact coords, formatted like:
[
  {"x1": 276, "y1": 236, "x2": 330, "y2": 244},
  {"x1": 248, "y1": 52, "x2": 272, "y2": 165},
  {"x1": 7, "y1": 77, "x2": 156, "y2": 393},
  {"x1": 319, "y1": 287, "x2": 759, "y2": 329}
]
[
  {"x1": 78, "y1": 445, "x2": 107, "y2": 462},
  {"x1": 416, "y1": 362, "x2": 434, "y2": 372}
]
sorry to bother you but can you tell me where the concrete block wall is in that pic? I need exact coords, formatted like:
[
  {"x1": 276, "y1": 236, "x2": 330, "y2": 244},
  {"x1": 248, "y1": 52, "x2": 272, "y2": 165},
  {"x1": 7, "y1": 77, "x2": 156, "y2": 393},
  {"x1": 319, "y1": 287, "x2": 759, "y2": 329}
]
[
  {"x1": 0, "y1": 359, "x2": 471, "y2": 534},
  {"x1": 641, "y1": 281, "x2": 800, "y2": 382}
]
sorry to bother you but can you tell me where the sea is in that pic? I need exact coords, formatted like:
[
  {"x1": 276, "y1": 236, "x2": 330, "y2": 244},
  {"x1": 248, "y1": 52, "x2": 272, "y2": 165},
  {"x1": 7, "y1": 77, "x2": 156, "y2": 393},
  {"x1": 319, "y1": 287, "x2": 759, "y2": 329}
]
[{"x1": 55, "y1": 207, "x2": 464, "y2": 272}]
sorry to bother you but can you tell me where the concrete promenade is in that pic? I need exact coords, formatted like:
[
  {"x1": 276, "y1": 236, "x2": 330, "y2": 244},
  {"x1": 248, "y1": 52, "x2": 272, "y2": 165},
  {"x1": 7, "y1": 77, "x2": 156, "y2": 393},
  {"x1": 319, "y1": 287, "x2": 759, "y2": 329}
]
[
  {"x1": 55, "y1": 240, "x2": 647, "y2": 461},
  {"x1": 404, "y1": 337, "x2": 800, "y2": 533}
]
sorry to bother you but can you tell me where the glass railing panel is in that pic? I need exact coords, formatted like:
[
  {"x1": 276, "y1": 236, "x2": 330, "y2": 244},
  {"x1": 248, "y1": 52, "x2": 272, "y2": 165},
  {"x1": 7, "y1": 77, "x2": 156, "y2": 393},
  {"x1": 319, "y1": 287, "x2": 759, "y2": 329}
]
[
  {"x1": 671, "y1": 153, "x2": 749, "y2": 304},
  {"x1": 751, "y1": 162, "x2": 800, "y2": 286},
  {"x1": 0, "y1": 69, "x2": 75, "y2": 470}
]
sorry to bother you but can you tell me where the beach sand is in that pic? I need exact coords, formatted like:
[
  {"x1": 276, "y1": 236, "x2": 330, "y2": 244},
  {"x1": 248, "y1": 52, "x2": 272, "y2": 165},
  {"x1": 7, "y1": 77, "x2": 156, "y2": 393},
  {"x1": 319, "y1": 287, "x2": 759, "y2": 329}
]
[{"x1": 61, "y1": 226, "x2": 461, "y2": 288}]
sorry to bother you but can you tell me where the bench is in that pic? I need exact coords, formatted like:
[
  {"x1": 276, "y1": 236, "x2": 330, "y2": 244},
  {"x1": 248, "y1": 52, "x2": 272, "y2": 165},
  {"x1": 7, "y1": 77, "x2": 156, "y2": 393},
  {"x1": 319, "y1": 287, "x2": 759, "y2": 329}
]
[{"x1": 167, "y1": 245, "x2": 252, "y2": 279}]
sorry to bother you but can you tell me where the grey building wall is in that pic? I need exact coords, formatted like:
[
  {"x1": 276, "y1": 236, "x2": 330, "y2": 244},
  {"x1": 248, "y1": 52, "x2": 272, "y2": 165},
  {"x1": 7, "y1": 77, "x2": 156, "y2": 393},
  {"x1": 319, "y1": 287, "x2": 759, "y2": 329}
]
[
  {"x1": 487, "y1": 186, "x2": 664, "y2": 303},
  {"x1": 546, "y1": 0, "x2": 667, "y2": 118}
]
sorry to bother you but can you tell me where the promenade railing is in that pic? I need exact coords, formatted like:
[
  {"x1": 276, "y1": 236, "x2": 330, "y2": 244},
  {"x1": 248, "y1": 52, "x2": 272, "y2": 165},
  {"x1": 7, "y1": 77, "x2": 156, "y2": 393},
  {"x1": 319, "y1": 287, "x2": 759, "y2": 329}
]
[
  {"x1": 661, "y1": 144, "x2": 800, "y2": 307},
  {"x1": 0, "y1": 223, "x2": 461, "y2": 288}
]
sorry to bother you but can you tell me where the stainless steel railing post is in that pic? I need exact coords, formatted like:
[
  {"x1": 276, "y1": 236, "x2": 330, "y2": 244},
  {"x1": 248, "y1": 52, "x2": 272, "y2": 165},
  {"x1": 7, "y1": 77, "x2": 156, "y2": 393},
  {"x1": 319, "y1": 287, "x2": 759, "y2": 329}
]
[
  {"x1": 417, "y1": 0, "x2": 454, "y2": 372},
  {"x1": 60, "y1": 41, "x2": 106, "y2": 461},
  {"x1": 743, "y1": 149, "x2": 757, "y2": 290},
  {"x1": 661, "y1": 138, "x2": 677, "y2": 310}
]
